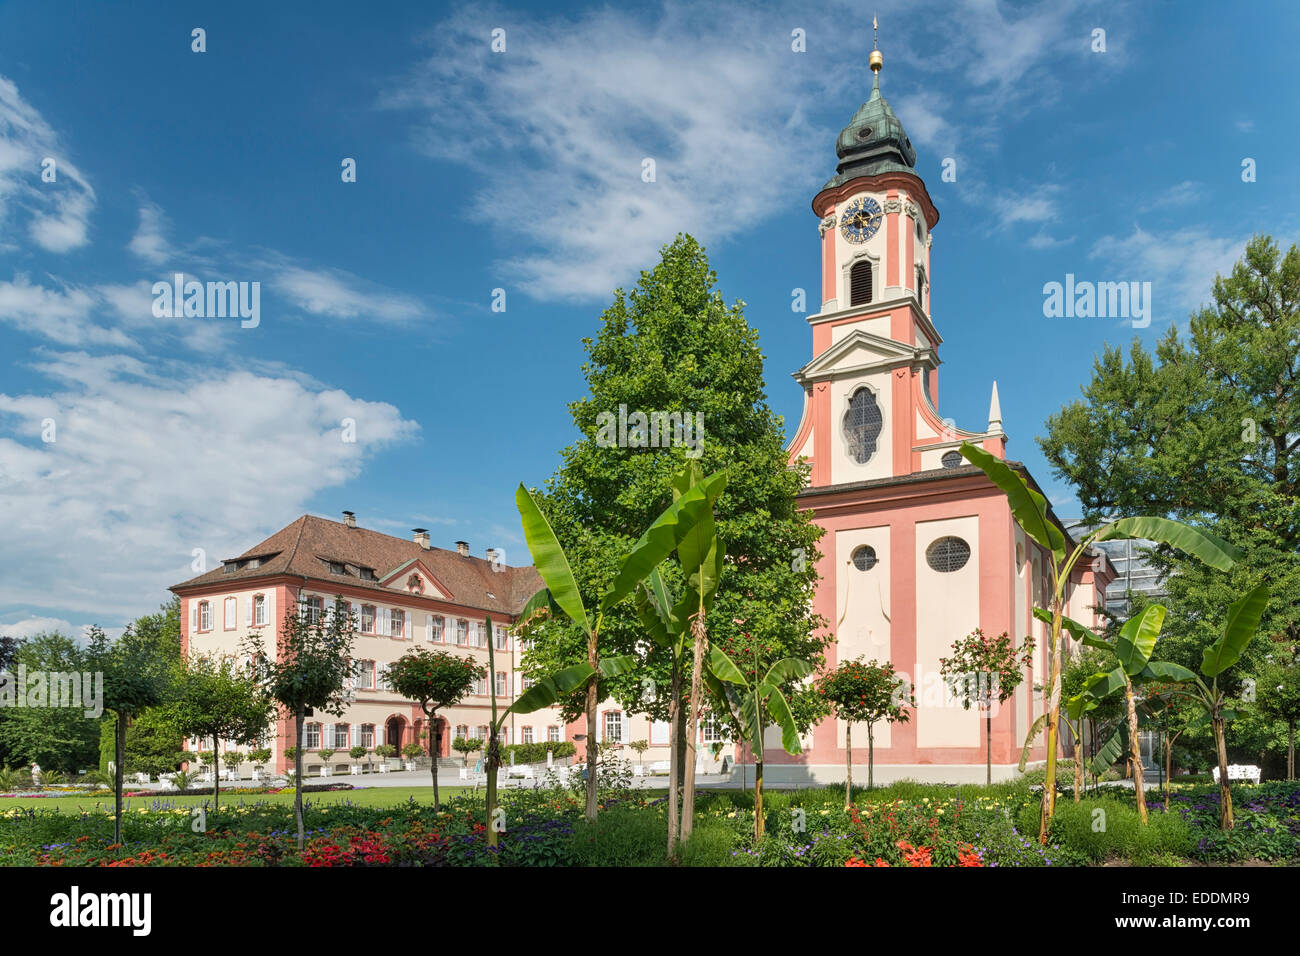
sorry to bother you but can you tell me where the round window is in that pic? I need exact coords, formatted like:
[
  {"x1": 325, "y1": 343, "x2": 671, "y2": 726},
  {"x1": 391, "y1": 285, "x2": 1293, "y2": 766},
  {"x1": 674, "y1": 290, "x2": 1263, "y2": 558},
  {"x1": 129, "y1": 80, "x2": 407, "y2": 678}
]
[
  {"x1": 940, "y1": 450, "x2": 963, "y2": 469},
  {"x1": 926, "y1": 536, "x2": 971, "y2": 573},
  {"x1": 851, "y1": 545, "x2": 878, "y2": 571}
]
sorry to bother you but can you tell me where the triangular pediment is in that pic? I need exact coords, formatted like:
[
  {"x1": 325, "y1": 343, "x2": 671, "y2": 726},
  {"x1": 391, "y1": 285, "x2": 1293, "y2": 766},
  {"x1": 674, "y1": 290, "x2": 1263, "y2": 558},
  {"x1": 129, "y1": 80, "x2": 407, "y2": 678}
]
[
  {"x1": 380, "y1": 559, "x2": 452, "y2": 600},
  {"x1": 794, "y1": 329, "x2": 931, "y2": 384}
]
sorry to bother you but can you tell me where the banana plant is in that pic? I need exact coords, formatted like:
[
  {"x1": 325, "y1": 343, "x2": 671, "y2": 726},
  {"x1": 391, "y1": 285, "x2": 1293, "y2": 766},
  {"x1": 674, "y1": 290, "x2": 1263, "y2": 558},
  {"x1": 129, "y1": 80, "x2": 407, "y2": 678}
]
[
  {"x1": 961, "y1": 441, "x2": 1241, "y2": 843},
  {"x1": 512, "y1": 466, "x2": 726, "y2": 822},
  {"x1": 705, "y1": 644, "x2": 813, "y2": 841}
]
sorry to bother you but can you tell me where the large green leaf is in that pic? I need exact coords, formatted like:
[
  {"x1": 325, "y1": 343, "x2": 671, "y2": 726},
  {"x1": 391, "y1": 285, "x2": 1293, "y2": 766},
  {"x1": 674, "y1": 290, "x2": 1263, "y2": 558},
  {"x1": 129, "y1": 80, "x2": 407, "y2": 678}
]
[
  {"x1": 1083, "y1": 667, "x2": 1128, "y2": 701},
  {"x1": 601, "y1": 469, "x2": 727, "y2": 611},
  {"x1": 708, "y1": 645, "x2": 747, "y2": 685},
  {"x1": 1033, "y1": 607, "x2": 1110, "y2": 650},
  {"x1": 516, "y1": 485, "x2": 591, "y2": 636},
  {"x1": 1018, "y1": 713, "x2": 1048, "y2": 772},
  {"x1": 1094, "y1": 517, "x2": 1240, "y2": 572},
  {"x1": 598, "y1": 655, "x2": 638, "y2": 677},
  {"x1": 766, "y1": 687, "x2": 803, "y2": 755},
  {"x1": 759, "y1": 657, "x2": 814, "y2": 694},
  {"x1": 1201, "y1": 583, "x2": 1270, "y2": 678},
  {"x1": 1115, "y1": 604, "x2": 1166, "y2": 675},
  {"x1": 634, "y1": 573, "x2": 676, "y2": 651},
  {"x1": 1065, "y1": 690, "x2": 1098, "y2": 722},
  {"x1": 517, "y1": 587, "x2": 555, "y2": 626},
  {"x1": 961, "y1": 442, "x2": 1066, "y2": 561},
  {"x1": 1139, "y1": 661, "x2": 1198, "y2": 684},
  {"x1": 1090, "y1": 723, "x2": 1129, "y2": 774},
  {"x1": 507, "y1": 663, "x2": 595, "y2": 715}
]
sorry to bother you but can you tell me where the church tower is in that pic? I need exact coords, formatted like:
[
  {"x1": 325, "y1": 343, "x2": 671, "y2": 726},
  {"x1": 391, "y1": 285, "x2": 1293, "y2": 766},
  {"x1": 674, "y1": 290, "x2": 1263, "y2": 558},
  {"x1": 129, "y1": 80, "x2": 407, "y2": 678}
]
[
  {"x1": 771, "y1": 26, "x2": 1112, "y2": 785},
  {"x1": 787, "y1": 25, "x2": 1006, "y2": 488}
]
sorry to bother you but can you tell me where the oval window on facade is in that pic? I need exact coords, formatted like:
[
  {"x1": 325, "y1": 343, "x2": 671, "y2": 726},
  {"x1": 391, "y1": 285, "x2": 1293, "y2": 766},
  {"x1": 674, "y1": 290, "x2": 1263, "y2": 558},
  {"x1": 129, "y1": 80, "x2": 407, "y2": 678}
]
[
  {"x1": 843, "y1": 387, "x2": 883, "y2": 464},
  {"x1": 940, "y1": 450, "x2": 963, "y2": 469},
  {"x1": 851, "y1": 545, "x2": 877, "y2": 571},
  {"x1": 926, "y1": 536, "x2": 971, "y2": 573}
]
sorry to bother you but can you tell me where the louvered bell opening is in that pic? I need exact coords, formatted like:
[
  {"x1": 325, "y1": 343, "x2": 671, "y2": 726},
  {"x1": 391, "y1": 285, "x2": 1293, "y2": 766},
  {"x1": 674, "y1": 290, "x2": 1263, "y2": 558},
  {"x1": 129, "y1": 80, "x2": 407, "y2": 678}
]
[{"x1": 850, "y1": 261, "x2": 873, "y2": 306}]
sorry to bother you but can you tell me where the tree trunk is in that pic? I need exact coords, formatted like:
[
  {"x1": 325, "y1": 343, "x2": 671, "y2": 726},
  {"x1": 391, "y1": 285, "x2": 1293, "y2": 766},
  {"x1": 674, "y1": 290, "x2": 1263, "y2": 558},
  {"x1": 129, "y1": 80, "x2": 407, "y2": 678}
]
[
  {"x1": 1288, "y1": 720, "x2": 1295, "y2": 782},
  {"x1": 1038, "y1": 611, "x2": 1063, "y2": 845},
  {"x1": 845, "y1": 722, "x2": 853, "y2": 809},
  {"x1": 753, "y1": 757, "x2": 764, "y2": 841},
  {"x1": 486, "y1": 727, "x2": 500, "y2": 848},
  {"x1": 681, "y1": 613, "x2": 707, "y2": 841},
  {"x1": 429, "y1": 710, "x2": 440, "y2": 809},
  {"x1": 295, "y1": 708, "x2": 305, "y2": 851},
  {"x1": 1072, "y1": 719, "x2": 1084, "y2": 802},
  {"x1": 1165, "y1": 732, "x2": 1175, "y2": 812},
  {"x1": 867, "y1": 723, "x2": 875, "y2": 790},
  {"x1": 1213, "y1": 715, "x2": 1233, "y2": 830},
  {"x1": 114, "y1": 712, "x2": 126, "y2": 846},
  {"x1": 213, "y1": 742, "x2": 220, "y2": 809},
  {"x1": 666, "y1": 663, "x2": 681, "y2": 856},
  {"x1": 585, "y1": 629, "x2": 598, "y2": 823},
  {"x1": 1125, "y1": 678, "x2": 1147, "y2": 824},
  {"x1": 985, "y1": 714, "x2": 992, "y2": 787}
]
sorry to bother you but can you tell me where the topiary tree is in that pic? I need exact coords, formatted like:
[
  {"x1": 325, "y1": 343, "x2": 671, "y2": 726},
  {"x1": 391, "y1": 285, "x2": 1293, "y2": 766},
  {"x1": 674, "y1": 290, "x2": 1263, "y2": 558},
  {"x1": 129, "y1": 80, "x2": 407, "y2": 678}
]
[
  {"x1": 816, "y1": 657, "x2": 913, "y2": 805},
  {"x1": 939, "y1": 629, "x2": 1034, "y2": 786},
  {"x1": 375, "y1": 743, "x2": 396, "y2": 768},
  {"x1": 245, "y1": 595, "x2": 356, "y2": 850},
  {"x1": 453, "y1": 736, "x2": 482, "y2": 768},
  {"x1": 317, "y1": 748, "x2": 336, "y2": 775},
  {"x1": 401, "y1": 743, "x2": 423, "y2": 766},
  {"x1": 349, "y1": 745, "x2": 367, "y2": 771},
  {"x1": 386, "y1": 648, "x2": 482, "y2": 807},
  {"x1": 629, "y1": 739, "x2": 648, "y2": 766}
]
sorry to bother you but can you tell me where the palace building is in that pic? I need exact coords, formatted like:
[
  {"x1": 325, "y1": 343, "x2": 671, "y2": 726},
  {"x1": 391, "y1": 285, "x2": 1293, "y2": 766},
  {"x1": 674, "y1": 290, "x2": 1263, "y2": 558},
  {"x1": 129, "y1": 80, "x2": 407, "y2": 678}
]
[
  {"x1": 170, "y1": 514, "x2": 565, "y2": 775},
  {"x1": 769, "y1": 41, "x2": 1115, "y2": 783}
]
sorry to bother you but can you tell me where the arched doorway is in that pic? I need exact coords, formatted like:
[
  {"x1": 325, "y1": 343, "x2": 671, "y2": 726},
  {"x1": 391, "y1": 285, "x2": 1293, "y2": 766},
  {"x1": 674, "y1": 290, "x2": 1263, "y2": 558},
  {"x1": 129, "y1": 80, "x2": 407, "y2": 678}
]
[
  {"x1": 433, "y1": 717, "x2": 449, "y2": 759},
  {"x1": 385, "y1": 716, "x2": 405, "y2": 758}
]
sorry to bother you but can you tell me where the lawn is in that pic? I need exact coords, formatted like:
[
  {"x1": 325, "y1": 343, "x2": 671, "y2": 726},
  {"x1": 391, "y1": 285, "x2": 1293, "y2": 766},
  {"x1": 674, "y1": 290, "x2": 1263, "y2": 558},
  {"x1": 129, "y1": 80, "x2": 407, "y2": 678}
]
[
  {"x1": 1, "y1": 778, "x2": 1296, "y2": 867},
  {"x1": 0, "y1": 785, "x2": 470, "y2": 812}
]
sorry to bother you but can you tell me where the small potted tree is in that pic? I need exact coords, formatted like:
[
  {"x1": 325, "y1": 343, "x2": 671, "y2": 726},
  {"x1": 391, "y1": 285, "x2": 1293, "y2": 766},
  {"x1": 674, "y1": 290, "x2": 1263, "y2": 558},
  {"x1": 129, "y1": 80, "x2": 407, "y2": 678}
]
[
  {"x1": 317, "y1": 748, "x2": 335, "y2": 778},
  {"x1": 249, "y1": 747, "x2": 272, "y2": 783},
  {"x1": 349, "y1": 745, "x2": 367, "y2": 775},
  {"x1": 375, "y1": 743, "x2": 396, "y2": 772},
  {"x1": 401, "y1": 742, "x2": 423, "y2": 772},
  {"x1": 223, "y1": 750, "x2": 244, "y2": 782},
  {"x1": 629, "y1": 739, "x2": 649, "y2": 768},
  {"x1": 453, "y1": 736, "x2": 481, "y2": 768},
  {"x1": 197, "y1": 750, "x2": 216, "y2": 783}
]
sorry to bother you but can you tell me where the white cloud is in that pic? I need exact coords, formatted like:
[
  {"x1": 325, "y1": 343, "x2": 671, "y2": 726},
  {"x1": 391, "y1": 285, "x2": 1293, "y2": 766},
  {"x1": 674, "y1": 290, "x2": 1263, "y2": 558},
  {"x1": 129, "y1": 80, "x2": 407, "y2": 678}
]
[
  {"x1": 1089, "y1": 226, "x2": 1250, "y2": 321},
  {"x1": 271, "y1": 265, "x2": 425, "y2": 323},
  {"x1": 0, "y1": 75, "x2": 96, "y2": 253},
  {"x1": 127, "y1": 199, "x2": 173, "y2": 265},
  {"x1": 0, "y1": 274, "x2": 133, "y2": 348},
  {"x1": 0, "y1": 615, "x2": 73, "y2": 640},
  {"x1": 0, "y1": 352, "x2": 420, "y2": 619},
  {"x1": 1139, "y1": 181, "x2": 1203, "y2": 212}
]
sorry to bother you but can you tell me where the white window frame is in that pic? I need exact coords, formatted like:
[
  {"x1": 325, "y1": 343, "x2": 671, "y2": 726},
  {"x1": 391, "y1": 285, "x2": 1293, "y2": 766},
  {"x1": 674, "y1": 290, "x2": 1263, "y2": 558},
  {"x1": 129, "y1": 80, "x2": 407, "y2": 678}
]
[
  {"x1": 522, "y1": 726, "x2": 534, "y2": 744},
  {"x1": 199, "y1": 601, "x2": 212, "y2": 631},
  {"x1": 305, "y1": 723, "x2": 321, "y2": 749},
  {"x1": 604, "y1": 711, "x2": 623, "y2": 743},
  {"x1": 253, "y1": 594, "x2": 266, "y2": 626},
  {"x1": 548, "y1": 725, "x2": 561, "y2": 743}
]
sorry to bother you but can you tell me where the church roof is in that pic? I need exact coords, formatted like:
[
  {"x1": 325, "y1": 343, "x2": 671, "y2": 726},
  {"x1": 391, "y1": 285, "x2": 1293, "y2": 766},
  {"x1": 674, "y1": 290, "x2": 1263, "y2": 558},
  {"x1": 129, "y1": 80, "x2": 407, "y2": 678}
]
[{"x1": 823, "y1": 61, "x2": 918, "y2": 189}]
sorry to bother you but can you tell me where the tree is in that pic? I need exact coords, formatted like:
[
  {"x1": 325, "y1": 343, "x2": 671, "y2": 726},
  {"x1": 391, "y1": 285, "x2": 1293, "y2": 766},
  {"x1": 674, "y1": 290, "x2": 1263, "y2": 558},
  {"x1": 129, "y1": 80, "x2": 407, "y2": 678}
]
[
  {"x1": 629, "y1": 739, "x2": 648, "y2": 766},
  {"x1": 707, "y1": 645, "x2": 814, "y2": 839},
  {"x1": 349, "y1": 745, "x2": 367, "y2": 771},
  {"x1": 246, "y1": 594, "x2": 356, "y2": 850},
  {"x1": 512, "y1": 467, "x2": 722, "y2": 825},
  {"x1": 84, "y1": 624, "x2": 174, "y2": 846},
  {"x1": 519, "y1": 233, "x2": 828, "y2": 818},
  {"x1": 961, "y1": 441, "x2": 1239, "y2": 843},
  {"x1": 0, "y1": 633, "x2": 100, "y2": 773},
  {"x1": 453, "y1": 736, "x2": 481, "y2": 768},
  {"x1": 1257, "y1": 636, "x2": 1300, "y2": 780},
  {"x1": 940, "y1": 629, "x2": 1033, "y2": 786},
  {"x1": 1041, "y1": 235, "x2": 1300, "y2": 772},
  {"x1": 318, "y1": 748, "x2": 336, "y2": 775},
  {"x1": 169, "y1": 653, "x2": 275, "y2": 807},
  {"x1": 816, "y1": 658, "x2": 913, "y2": 804},
  {"x1": 386, "y1": 648, "x2": 481, "y2": 807}
]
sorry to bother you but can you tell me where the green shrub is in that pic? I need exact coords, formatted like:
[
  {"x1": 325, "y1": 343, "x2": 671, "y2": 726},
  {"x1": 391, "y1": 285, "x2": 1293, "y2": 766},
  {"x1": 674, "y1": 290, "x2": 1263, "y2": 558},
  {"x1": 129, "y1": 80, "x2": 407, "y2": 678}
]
[
  {"x1": 1041, "y1": 800, "x2": 1195, "y2": 863},
  {"x1": 568, "y1": 807, "x2": 666, "y2": 867},
  {"x1": 679, "y1": 822, "x2": 739, "y2": 867}
]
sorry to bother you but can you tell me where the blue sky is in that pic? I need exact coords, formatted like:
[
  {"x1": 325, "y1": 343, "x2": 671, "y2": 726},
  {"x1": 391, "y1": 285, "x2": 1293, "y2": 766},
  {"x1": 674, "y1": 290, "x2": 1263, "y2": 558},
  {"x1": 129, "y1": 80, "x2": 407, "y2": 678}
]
[{"x1": 0, "y1": 0, "x2": 1296, "y2": 639}]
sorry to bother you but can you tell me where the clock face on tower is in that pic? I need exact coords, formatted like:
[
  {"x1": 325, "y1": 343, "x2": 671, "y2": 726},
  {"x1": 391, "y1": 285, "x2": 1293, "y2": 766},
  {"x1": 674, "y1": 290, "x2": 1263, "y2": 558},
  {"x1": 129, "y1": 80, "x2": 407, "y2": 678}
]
[{"x1": 839, "y1": 196, "x2": 883, "y2": 244}]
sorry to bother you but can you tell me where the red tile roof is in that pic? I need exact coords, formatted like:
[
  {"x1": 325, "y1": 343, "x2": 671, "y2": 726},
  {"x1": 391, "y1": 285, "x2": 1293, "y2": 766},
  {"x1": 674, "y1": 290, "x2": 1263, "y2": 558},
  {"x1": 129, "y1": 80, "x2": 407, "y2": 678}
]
[{"x1": 170, "y1": 514, "x2": 541, "y2": 616}]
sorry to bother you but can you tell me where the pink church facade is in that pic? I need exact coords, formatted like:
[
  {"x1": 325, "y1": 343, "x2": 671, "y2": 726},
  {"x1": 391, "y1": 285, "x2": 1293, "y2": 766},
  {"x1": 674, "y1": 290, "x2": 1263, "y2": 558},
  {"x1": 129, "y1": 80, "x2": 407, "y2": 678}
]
[{"x1": 763, "y1": 56, "x2": 1115, "y2": 784}]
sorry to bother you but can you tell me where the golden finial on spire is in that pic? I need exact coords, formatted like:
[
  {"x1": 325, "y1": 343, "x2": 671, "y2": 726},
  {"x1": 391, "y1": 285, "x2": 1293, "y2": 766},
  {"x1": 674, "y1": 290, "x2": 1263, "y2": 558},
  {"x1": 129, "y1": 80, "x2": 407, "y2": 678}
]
[{"x1": 870, "y1": 13, "x2": 883, "y2": 73}]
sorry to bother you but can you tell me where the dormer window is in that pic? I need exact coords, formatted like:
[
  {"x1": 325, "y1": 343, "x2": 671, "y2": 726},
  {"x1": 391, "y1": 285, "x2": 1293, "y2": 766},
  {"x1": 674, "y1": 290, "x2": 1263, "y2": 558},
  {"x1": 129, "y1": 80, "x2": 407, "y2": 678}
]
[
  {"x1": 328, "y1": 561, "x2": 347, "y2": 575},
  {"x1": 247, "y1": 557, "x2": 261, "y2": 569},
  {"x1": 223, "y1": 562, "x2": 236, "y2": 574},
  {"x1": 359, "y1": 568, "x2": 377, "y2": 581},
  {"x1": 843, "y1": 387, "x2": 883, "y2": 464},
  {"x1": 849, "y1": 261, "x2": 873, "y2": 306}
]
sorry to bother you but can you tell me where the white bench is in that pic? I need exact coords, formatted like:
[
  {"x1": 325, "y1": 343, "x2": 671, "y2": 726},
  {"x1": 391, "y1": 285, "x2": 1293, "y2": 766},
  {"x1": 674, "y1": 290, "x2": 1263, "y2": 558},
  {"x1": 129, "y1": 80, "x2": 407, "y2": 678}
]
[
  {"x1": 648, "y1": 761, "x2": 670, "y2": 775},
  {"x1": 503, "y1": 765, "x2": 535, "y2": 781},
  {"x1": 1211, "y1": 764, "x2": 1261, "y2": 784},
  {"x1": 135, "y1": 772, "x2": 150, "y2": 785}
]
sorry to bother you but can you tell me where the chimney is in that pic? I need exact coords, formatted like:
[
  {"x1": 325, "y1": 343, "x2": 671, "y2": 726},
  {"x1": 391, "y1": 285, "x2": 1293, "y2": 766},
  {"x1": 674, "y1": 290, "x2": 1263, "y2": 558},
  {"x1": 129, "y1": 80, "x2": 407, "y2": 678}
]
[
  {"x1": 413, "y1": 528, "x2": 431, "y2": 550},
  {"x1": 485, "y1": 547, "x2": 499, "y2": 564},
  {"x1": 342, "y1": 510, "x2": 357, "y2": 529},
  {"x1": 455, "y1": 540, "x2": 469, "y2": 557}
]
